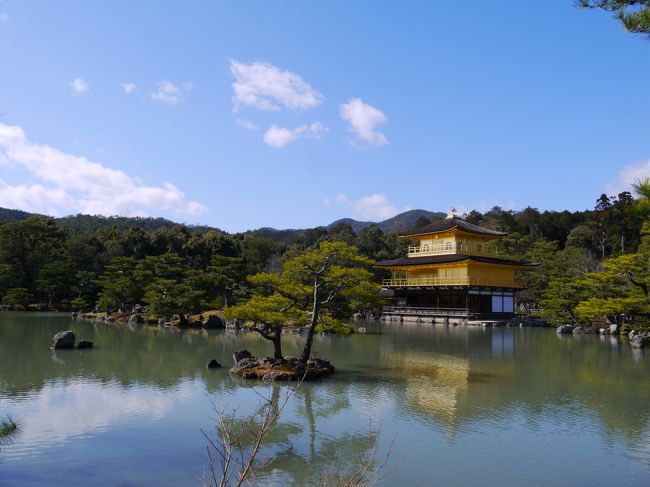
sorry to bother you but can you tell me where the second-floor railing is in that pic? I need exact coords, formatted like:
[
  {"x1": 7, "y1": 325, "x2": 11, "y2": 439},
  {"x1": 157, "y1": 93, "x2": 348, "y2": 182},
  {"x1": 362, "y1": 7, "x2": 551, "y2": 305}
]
[
  {"x1": 408, "y1": 242, "x2": 498, "y2": 258},
  {"x1": 382, "y1": 277, "x2": 523, "y2": 288}
]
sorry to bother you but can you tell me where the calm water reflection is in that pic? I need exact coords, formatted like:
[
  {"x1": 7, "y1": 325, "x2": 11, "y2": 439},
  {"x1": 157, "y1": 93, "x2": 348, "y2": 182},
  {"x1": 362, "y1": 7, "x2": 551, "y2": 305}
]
[{"x1": 0, "y1": 312, "x2": 649, "y2": 486}]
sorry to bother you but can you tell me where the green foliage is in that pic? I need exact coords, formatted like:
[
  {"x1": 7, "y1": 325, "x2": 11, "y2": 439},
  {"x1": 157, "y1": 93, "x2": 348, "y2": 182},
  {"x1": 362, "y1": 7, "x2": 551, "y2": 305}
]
[
  {"x1": 2, "y1": 288, "x2": 34, "y2": 308},
  {"x1": 543, "y1": 252, "x2": 650, "y2": 328},
  {"x1": 226, "y1": 241, "x2": 378, "y2": 361},
  {"x1": 96, "y1": 257, "x2": 143, "y2": 310},
  {"x1": 143, "y1": 278, "x2": 204, "y2": 319},
  {"x1": 633, "y1": 177, "x2": 650, "y2": 218},
  {"x1": 0, "y1": 188, "x2": 647, "y2": 318},
  {"x1": 206, "y1": 255, "x2": 245, "y2": 307},
  {"x1": 70, "y1": 296, "x2": 88, "y2": 310},
  {"x1": 315, "y1": 315, "x2": 354, "y2": 335},
  {"x1": 578, "y1": 1, "x2": 650, "y2": 35},
  {"x1": 540, "y1": 278, "x2": 588, "y2": 325},
  {"x1": 224, "y1": 293, "x2": 304, "y2": 328}
]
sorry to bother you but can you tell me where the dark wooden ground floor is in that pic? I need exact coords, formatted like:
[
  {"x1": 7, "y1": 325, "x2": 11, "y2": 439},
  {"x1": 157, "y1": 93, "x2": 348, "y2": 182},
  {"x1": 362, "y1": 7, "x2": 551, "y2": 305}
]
[{"x1": 382, "y1": 286, "x2": 517, "y2": 318}]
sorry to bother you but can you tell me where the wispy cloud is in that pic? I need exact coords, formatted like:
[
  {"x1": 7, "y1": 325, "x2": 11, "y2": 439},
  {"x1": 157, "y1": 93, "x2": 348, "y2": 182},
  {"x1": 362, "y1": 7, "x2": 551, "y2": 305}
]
[
  {"x1": 323, "y1": 193, "x2": 349, "y2": 207},
  {"x1": 0, "y1": 12, "x2": 9, "y2": 23},
  {"x1": 339, "y1": 98, "x2": 388, "y2": 146},
  {"x1": 235, "y1": 118, "x2": 259, "y2": 131},
  {"x1": 263, "y1": 122, "x2": 328, "y2": 149},
  {"x1": 70, "y1": 77, "x2": 88, "y2": 94},
  {"x1": 607, "y1": 160, "x2": 650, "y2": 195},
  {"x1": 325, "y1": 192, "x2": 405, "y2": 220},
  {"x1": 0, "y1": 123, "x2": 206, "y2": 217},
  {"x1": 120, "y1": 82, "x2": 137, "y2": 94},
  {"x1": 150, "y1": 80, "x2": 191, "y2": 105},
  {"x1": 354, "y1": 194, "x2": 401, "y2": 219},
  {"x1": 230, "y1": 60, "x2": 323, "y2": 112}
]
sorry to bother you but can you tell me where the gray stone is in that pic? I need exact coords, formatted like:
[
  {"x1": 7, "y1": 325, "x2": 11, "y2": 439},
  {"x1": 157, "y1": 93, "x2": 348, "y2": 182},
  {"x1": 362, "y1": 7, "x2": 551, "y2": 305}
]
[
  {"x1": 206, "y1": 359, "x2": 221, "y2": 369},
  {"x1": 599, "y1": 328, "x2": 607, "y2": 335},
  {"x1": 556, "y1": 325, "x2": 574, "y2": 334},
  {"x1": 630, "y1": 333, "x2": 650, "y2": 349},
  {"x1": 128, "y1": 314, "x2": 144, "y2": 324},
  {"x1": 78, "y1": 340, "x2": 93, "y2": 349},
  {"x1": 52, "y1": 330, "x2": 75, "y2": 349},
  {"x1": 572, "y1": 326, "x2": 595, "y2": 335},
  {"x1": 610, "y1": 324, "x2": 619, "y2": 335}
]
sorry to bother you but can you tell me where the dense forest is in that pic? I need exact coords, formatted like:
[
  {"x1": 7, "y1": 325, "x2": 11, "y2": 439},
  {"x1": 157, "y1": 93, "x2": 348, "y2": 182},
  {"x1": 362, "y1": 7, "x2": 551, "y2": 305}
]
[{"x1": 0, "y1": 187, "x2": 647, "y2": 329}]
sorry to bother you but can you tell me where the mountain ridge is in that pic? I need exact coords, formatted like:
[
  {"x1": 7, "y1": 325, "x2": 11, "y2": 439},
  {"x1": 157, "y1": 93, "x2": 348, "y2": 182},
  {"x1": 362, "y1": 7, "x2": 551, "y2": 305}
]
[{"x1": 0, "y1": 206, "x2": 445, "y2": 237}]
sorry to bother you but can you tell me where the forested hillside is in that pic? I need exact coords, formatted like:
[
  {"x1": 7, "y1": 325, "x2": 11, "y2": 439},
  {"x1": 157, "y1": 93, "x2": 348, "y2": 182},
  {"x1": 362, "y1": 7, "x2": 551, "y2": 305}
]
[{"x1": 0, "y1": 188, "x2": 646, "y2": 330}]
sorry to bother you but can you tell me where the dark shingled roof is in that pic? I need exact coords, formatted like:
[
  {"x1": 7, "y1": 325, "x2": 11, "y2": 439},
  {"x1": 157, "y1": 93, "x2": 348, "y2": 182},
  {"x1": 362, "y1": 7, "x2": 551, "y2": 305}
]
[
  {"x1": 374, "y1": 254, "x2": 538, "y2": 267},
  {"x1": 399, "y1": 218, "x2": 507, "y2": 237}
]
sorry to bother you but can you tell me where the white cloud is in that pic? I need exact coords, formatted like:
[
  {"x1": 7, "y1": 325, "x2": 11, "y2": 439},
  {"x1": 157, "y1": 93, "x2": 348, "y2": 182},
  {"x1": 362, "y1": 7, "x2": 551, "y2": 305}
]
[
  {"x1": 323, "y1": 193, "x2": 349, "y2": 207},
  {"x1": 150, "y1": 80, "x2": 191, "y2": 105},
  {"x1": 70, "y1": 77, "x2": 88, "y2": 94},
  {"x1": 0, "y1": 181, "x2": 74, "y2": 215},
  {"x1": 339, "y1": 98, "x2": 388, "y2": 146},
  {"x1": 607, "y1": 160, "x2": 650, "y2": 195},
  {"x1": 0, "y1": 123, "x2": 206, "y2": 218},
  {"x1": 0, "y1": 12, "x2": 9, "y2": 23},
  {"x1": 120, "y1": 82, "x2": 137, "y2": 94},
  {"x1": 230, "y1": 60, "x2": 323, "y2": 112},
  {"x1": 263, "y1": 122, "x2": 328, "y2": 149},
  {"x1": 354, "y1": 194, "x2": 399, "y2": 219},
  {"x1": 235, "y1": 118, "x2": 259, "y2": 131}
]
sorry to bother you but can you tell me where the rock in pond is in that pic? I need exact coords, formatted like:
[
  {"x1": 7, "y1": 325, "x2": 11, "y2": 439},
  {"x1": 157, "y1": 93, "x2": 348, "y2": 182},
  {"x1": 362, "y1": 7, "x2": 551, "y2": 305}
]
[
  {"x1": 202, "y1": 315, "x2": 225, "y2": 329},
  {"x1": 52, "y1": 330, "x2": 75, "y2": 349},
  {"x1": 573, "y1": 326, "x2": 595, "y2": 334},
  {"x1": 556, "y1": 325, "x2": 574, "y2": 334},
  {"x1": 206, "y1": 359, "x2": 221, "y2": 369},
  {"x1": 630, "y1": 333, "x2": 650, "y2": 349},
  {"x1": 610, "y1": 324, "x2": 619, "y2": 335},
  {"x1": 128, "y1": 314, "x2": 144, "y2": 324},
  {"x1": 78, "y1": 340, "x2": 94, "y2": 349}
]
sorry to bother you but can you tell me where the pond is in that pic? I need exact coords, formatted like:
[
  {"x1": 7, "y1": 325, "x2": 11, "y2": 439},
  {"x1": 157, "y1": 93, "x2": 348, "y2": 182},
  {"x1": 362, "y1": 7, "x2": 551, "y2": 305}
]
[{"x1": 1, "y1": 312, "x2": 649, "y2": 486}]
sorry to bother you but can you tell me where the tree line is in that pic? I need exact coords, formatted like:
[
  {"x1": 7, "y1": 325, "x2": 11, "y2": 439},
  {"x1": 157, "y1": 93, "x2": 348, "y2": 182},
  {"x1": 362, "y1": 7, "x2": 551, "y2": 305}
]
[{"x1": 0, "y1": 185, "x2": 647, "y2": 330}]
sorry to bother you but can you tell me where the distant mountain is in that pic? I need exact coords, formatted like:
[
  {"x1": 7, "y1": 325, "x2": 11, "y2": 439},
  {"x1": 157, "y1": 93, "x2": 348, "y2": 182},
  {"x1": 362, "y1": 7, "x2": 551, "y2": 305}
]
[
  {"x1": 0, "y1": 207, "x2": 39, "y2": 222},
  {"x1": 375, "y1": 209, "x2": 447, "y2": 233},
  {"x1": 0, "y1": 207, "x2": 221, "y2": 235},
  {"x1": 327, "y1": 209, "x2": 447, "y2": 234},
  {"x1": 326, "y1": 218, "x2": 370, "y2": 233},
  {"x1": 0, "y1": 206, "x2": 446, "y2": 240}
]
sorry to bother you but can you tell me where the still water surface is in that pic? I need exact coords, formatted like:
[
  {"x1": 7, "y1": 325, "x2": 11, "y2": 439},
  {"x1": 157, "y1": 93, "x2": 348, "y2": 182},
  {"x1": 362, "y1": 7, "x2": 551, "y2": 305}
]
[{"x1": 1, "y1": 312, "x2": 649, "y2": 486}]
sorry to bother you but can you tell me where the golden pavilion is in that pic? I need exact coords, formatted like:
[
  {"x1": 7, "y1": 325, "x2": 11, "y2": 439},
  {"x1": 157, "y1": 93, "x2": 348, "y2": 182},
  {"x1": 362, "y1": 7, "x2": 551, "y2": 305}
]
[{"x1": 374, "y1": 213, "x2": 537, "y2": 318}]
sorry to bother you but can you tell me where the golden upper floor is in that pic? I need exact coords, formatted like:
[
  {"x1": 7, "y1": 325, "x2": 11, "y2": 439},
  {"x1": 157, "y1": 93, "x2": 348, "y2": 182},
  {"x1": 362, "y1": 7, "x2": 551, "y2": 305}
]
[{"x1": 400, "y1": 217, "x2": 506, "y2": 258}]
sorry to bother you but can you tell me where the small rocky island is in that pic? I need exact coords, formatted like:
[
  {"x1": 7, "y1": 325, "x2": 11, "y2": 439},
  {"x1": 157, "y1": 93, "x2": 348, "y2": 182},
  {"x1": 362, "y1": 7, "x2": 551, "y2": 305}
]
[{"x1": 230, "y1": 350, "x2": 335, "y2": 381}]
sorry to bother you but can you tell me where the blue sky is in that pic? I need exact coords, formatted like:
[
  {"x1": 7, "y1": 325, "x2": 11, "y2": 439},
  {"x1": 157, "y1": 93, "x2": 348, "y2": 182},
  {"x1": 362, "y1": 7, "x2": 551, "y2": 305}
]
[{"x1": 0, "y1": 1, "x2": 649, "y2": 232}]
